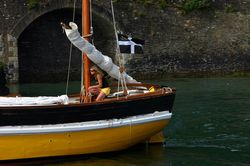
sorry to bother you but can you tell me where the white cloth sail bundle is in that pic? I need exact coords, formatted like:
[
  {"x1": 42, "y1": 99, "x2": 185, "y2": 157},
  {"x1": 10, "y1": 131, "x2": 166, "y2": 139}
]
[
  {"x1": 64, "y1": 22, "x2": 139, "y2": 84},
  {"x1": 0, "y1": 95, "x2": 69, "y2": 106}
]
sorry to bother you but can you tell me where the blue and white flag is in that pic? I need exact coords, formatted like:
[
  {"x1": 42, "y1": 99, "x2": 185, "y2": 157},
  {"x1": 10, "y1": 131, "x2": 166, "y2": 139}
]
[{"x1": 118, "y1": 34, "x2": 144, "y2": 54}]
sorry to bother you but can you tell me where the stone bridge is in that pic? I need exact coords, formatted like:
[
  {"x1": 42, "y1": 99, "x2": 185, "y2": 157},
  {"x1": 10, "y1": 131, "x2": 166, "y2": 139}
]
[
  {"x1": 1, "y1": 0, "x2": 249, "y2": 84},
  {"x1": 0, "y1": 0, "x2": 119, "y2": 83}
]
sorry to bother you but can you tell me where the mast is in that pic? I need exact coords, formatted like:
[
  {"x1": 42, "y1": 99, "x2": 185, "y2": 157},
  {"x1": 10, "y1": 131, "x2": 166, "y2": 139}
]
[{"x1": 82, "y1": 0, "x2": 91, "y2": 102}]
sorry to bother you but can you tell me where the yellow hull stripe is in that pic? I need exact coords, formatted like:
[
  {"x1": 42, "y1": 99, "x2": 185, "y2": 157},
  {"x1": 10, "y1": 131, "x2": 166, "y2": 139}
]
[{"x1": 0, "y1": 119, "x2": 170, "y2": 160}]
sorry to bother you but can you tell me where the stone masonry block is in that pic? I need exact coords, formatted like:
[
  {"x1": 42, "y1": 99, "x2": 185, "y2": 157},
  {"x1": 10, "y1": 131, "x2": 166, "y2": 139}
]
[{"x1": 7, "y1": 34, "x2": 17, "y2": 42}]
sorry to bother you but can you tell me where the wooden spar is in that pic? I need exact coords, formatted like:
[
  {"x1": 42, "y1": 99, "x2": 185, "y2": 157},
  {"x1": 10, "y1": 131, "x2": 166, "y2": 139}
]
[{"x1": 82, "y1": 0, "x2": 91, "y2": 102}]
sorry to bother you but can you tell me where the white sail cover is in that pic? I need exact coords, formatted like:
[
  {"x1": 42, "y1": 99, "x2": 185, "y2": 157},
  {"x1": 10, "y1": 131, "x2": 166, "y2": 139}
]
[
  {"x1": 64, "y1": 22, "x2": 139, "y2": 84},
  {"x1": 0, "y1": 95, "x2": 69, "y2": 106}
]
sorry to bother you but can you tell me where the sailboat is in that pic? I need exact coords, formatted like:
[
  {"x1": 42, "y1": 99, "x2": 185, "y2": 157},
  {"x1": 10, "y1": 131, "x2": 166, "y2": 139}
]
[{"x1": 0, "y1": 0, "x2": 176, "y2": 161}]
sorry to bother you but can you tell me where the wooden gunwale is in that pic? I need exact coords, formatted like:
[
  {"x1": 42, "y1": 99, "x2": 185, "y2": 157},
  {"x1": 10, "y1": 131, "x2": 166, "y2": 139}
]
[{"x1": 0, "y1": 84, "x2": 175, "y2": 109}]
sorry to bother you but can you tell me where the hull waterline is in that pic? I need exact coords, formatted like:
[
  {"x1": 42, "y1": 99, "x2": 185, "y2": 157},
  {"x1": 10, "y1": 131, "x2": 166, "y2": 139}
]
[{"x1": 0, "y1": 111, "x2": 171, "y2": 160}]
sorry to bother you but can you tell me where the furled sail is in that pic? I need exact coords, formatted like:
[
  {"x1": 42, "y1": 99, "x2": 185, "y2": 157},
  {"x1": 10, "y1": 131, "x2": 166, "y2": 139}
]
[
  {"x1": 64, "y1": 22, "x2": 139, "y2": 84},
  {"x1": 0, "y1": 95, "x2": 69, "y2": 106}
]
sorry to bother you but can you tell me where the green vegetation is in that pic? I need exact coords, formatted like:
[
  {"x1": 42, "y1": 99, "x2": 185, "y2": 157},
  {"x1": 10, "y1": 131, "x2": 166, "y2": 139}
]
[
  {"x1": 137, "y1": 0, "x2": 169, "y2": 8},
  {"x1": 182, "y1": 0, "x2": 211, "y2": 13},
  {"x1": 114, "y1": 0, "x2": 212, "y2": 13},
  {"x1": 0, "y1": 61, "x2": 4, "y2": 69},
  {"x1": 132, "y1": 9, "x2": 144, "y2": 18},
  {"x1": 139, "y1": 0, "x2": 154, "y2": 5},
  {"x1": 159, "y1": 0, "x2": 170, "y2": 9},
  {"x1": 224, "y1": 4, "x2": 237, "y2": 13},
  {"x1": 27, "y1": 0, "x2": 39, "y2": 9}
]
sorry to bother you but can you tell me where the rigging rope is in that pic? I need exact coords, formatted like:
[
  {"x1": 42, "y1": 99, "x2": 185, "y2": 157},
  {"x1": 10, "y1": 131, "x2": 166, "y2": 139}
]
[
  {"x1": 110, "y1": 0, "x2": 128, "y2": 97},
  {"x1": 65, "y1": 0, "x2": 77, "y2": 95},
  {"x1": 89, "y1": 0, "x2": 94, "y2": 45},
  {"x1": 66, "y1": 0, "x2": 128, "y2": 97},
  {"x1": 66, "y1": 0, "x2": 94, "y2": 95},
  {"x1": 111, "y1": 0, "x2": 120, "y2": 54}
]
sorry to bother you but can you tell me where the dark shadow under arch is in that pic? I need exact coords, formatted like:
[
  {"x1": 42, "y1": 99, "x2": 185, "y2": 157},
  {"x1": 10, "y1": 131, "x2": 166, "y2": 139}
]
[{"x1": 18, "y1": 8, "x2": 116, "y2": 83}]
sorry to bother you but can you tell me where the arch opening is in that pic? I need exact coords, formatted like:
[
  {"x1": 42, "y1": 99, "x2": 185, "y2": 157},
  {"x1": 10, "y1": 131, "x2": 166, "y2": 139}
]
[{"x1": 18, "y1": 8, "x2": 116, "y2": 83}]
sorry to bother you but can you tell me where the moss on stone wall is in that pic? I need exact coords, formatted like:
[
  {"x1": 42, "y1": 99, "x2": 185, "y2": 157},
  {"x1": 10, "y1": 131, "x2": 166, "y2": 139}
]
[
  {"x1": 27, "y1": 0, "x2": 39, "y2": 9},
  {"x1": 0, "y1": 61, "x2": 4, "y2": 69},
  {"x1": 182, "y1": 0, "x2": 211, "y2": 13},
  {"x1": 114, "y1": 0, "x2": 241, "y2": 14}
]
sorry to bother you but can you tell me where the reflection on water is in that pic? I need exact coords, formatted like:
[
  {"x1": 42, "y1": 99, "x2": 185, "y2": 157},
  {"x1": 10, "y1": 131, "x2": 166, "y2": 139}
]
[
  {"x1": 8, "y1": 81, "x2": 81, "y2": 96},
  {"x1": 164, "y1": 77, "x2": 250, "y2": 165},
  {"x1": 5, "y1": 77, "x2": 250, "y2": 165},
  {"x1": 3, "y1": 145, "x2": 249, "y2": 166}
]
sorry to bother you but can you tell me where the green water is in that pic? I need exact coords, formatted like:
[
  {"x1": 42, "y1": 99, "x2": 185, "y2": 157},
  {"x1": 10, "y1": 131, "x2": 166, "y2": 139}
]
[
  {"x1": 7, "y1": 77, "x2": 250, "y2": 165},
  {"x1": 162, "y1": 77, "x2": 250, "y2": 166}
]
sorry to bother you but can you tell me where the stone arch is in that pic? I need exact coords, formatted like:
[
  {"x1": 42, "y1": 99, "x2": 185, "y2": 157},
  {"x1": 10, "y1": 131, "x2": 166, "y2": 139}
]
[
  {"x1": 10, "y1": 1, "x2": 117, "y2": 39},
  {"x1": 10, "y1": 1, "x2": 117, "y2": 83}
]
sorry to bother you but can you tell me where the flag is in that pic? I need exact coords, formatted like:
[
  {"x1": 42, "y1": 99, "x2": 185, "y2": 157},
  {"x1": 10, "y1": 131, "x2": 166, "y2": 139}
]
[{"x1": 118, "y1": 34, "x2": 144, "y2": 54}]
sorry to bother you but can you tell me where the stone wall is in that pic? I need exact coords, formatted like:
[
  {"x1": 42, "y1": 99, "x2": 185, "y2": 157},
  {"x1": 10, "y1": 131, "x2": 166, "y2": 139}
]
[
  {"x1": 6, "y1": 34, "x2": 19, "y2": 82},
  {"x1": 111, "y1": 1, "x2": 250, "y2": 78},
  {"x1": 0, "y1": 34, "x2": 3, "y2": 58},
  {"x1": 0, "y1": 33, "x2": 19, "y2": 83},
  {"x1": 0, "y1": 0, "x2": 250, "y2": 83}
]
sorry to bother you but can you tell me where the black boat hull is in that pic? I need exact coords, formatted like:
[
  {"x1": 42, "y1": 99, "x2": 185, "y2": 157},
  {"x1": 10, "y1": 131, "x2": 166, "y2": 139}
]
[{"x1": 0, "y1": 93, "x2": 175, "y2": 126}]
